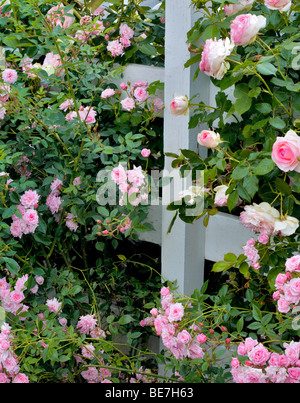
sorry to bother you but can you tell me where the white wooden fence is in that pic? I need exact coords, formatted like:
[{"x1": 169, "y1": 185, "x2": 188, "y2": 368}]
[{"x1": 117, "y1": 0, "x2": 253, "y2": 296}]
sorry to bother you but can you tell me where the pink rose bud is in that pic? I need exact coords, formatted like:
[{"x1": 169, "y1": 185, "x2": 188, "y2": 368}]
[
  {"x1": 169, "y1": 95, "x2": 189, "y2": 116},
  {"x1": 197, "y1": 130, "x2": 221, "y2": 149},
  {"x1": 141, "y1": 148, "x2": 151, "y2": 158}
]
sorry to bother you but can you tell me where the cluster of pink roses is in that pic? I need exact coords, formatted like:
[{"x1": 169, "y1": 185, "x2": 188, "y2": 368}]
[
  {"x1": 111, "y1": 164, "x2": 148, "y2": 206},
  {"x1": 10, "y1": 190, "x2": 40, "y2": 239},
  {"x1": 240, "y1": 202, "x2": 299, "y2": 237},
  {"x1": 231, "y1": 338, "x2": 300, "y2": 383},
  {"x1": 46, "y1": 178, "x2": 64, "y2": 217},
  {"x1": 107, "y1": 23, "x2": 134, "y2": 57},
  {"x1": 0, "y1": 323, "x2": 30, "y2": 383},
  {"x1": 273, "y1": 255, "x2": 300, "y2": 314},
  {"x1": 0, "y1": 274, "x2": 29, "y2": 317},
  {"x1": 120, "y1": 80, "x2": 150, "y2": 112},
  {"x1": 0, "y1": 66, "x2": 18, "y2": 120},
  {"x1": 65, "y1": 105, "x2": 97, "y2": 125},
  {"x1": 141, "y1": 287, "x2": 205, "y2": 361}
]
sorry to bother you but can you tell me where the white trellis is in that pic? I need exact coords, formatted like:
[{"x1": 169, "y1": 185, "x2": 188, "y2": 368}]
[{"x1": 119, "y1": 0, "x2": 253, "y2": 296}]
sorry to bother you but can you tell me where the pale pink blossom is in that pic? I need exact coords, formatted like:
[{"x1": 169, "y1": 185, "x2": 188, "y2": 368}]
[
  {"x1": 111, "y1": 164, "x2": 127, "y2": 185},
  {"x1": 214, "y1": 185, "x2": 229, "y2": 207},
  {"x1": 121, "y1": 97, "x2": 135, "y2": 111},
  {"x1": 101, "y1": 88, "x2": 115, "y2": 99},
  {"x1": 42, "y1": 53, "x2": 65, "y2": 77},
  {"x1": 20, "y1": 190, "x2": 40, "y2": 209},
  {"x1": 120, "y1": 23, "x2": 134, "y2": 39},
  {"x1": 133, "y1": 87, "x2": 149, "y2": 102},
  {"x1": 264, "y1": 0, "x2": 292, "y2": 12},
  {"x1": 2, "y1": 69, "x2": 18, "y2": 84},
  {"x1": 35, "y1": 276, "x2": 44, "y2": 285},
  {"x1": 224, "y1": 0, "x2": 254, "y2": 16},
  {"x1": 169, "y1": 95, "x2": 189, "y2": 116},
  {"x1": 46, "y1": 297, "x2": 62, "y2": 313},
  {"x1": 168, "y1": 303, "x2": 184, "y2": 323},
  {"x1": 286, "y1": 255, "x2": 300, "y2": 273},
  {"x1": 46, "y1": 6, "x2": 74, "y2": 29},
  {"x1": 200, "y1": 37, "x2": 234, "y2": 80},
  {"x1": 198, "y1": 130, "x2": 221, "y2": 149},
  {"x1": 59, "y1": 99, "x2": 74, "y2": 112},
  {"x1": 240, "y1": 202, "x2": 280, "y2": 236},
  {"x1": 77, "y1": 314, "x2": 98, "y2": 335},
  {"x1": 177, "y1": 330, "x2": 192, "y2": 345},
  {"x1": 107, "y1": 40, "x2": 124, "y2": 57},
  {"x1": 230, "y1": 14, "x2": 267, "y2": 47}
]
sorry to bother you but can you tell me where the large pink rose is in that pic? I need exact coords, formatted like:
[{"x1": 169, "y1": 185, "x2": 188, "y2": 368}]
[
  {"x1": 42, "y1": 53, "x2": 65, "y2": 77},
  {"x1": 264, "y1": 0, "x2": 292, "y2": 12},
  {"x1": 169, "y1": 96, "x2": 189, "y2": 116},
  {"x1": 240, "y1": 202, "x2": 280, "y2": 236},
  {"x1": 230, "y1": 14, "x2": 267, "y2": 46},
  {"x1": 200, "y1": 37, "x2": 234, "y2": 80},
  {"x1": 47, "y1": 6, "x2": 74, "y2": 29},
  {"x1": 272, "y1": 130, "x2": 300, "y2": 173},
  {"x1": 248, "y1": 343, "x2": 271, "y2": 366}
]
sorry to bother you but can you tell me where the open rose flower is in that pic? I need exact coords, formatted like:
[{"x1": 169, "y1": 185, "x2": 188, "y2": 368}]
[
  {"x1": 230, "y1": 14, "x2": 267, "y2": 47},
  {"x1": 240, "y1": 202, "x2": 280, "y2": 236},
  {"x1": 42, "y1": 52, "x2": 65, "y2": 77},
  {"x1": 272, "y1": 130, "x2": 300, "y2": 173},
  {"x1": 264, "y1": 0, "x2": 292, "y2": 12},
  {"x1": 200, "y1": 37, "x2": 234, "y2": 80},
  {"x1": 197, "y1": 130, "x2": 221, "y2": 149},
  {"x1": 46, "y1": 5, "x2": 74, "y2": 29},
  {"x1": 214, "y1": 185, "x2": 229, "y2": 207}
]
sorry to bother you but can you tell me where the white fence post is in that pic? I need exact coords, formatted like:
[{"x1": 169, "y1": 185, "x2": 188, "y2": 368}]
[{"x1": 161, "y1": 0, "x2": 210, "y2": 296}]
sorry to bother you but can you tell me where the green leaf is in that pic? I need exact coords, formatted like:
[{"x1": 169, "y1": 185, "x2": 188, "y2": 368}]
[
  {"x1": 234, "y1": 96, "x2": 252, "y2": 116},
  {"x1": 212, "y1": 261, "x2": 234, "y2": 273},
  {"x1": 257, "y1": 62, "x2": 277, "y2": 76},
  {"x1": 252, "y1": 305, "x2": 262, "y2": 322},
  {"x1": 231, "y1": 166, "x2": 250, "y2": 180},
  {"x1": 2, "y1": 257, "x2": 19, "y2": 275},
  {"x1": 118, "y1": 315, "x2": 134, "y2": 325},
  {"x1": 254, "y1": 159, "x2": 275, "y2": 175},
  {"x1": 269, "y1": 117, "x2": 286, "y2": 130},
  {"x1": 227, "y1": 189, "x2": 239, "y2": 212},
  {"x1": 243, "y1": 175, "x2": 259, "y2": 198},
  {"x1": 237, "y1": 317, "x2": 244, "y2": 333}
]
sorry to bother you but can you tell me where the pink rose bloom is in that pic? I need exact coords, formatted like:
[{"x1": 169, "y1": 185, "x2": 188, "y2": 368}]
[
  {"x1": 0, "y1": 373, "x2": 10, "y2": 383},
  {"x1": 121, "y1": 97, "x2": 135, "y2": 111},
  {"x1": 240, "y1": 202, "x2": 280, "y2": 236},
  {"x1": 46, "y1": 297, "x2": 62, "y2": 313},
  {"x1": 43, "y1": 52, "x2": 65, "y2": 77},
  {"x1": 286, "y1": 255, "x2": 300, "y2": 272},
  {"x1": 274, "y1": 215, "x2": 299, "y2": 237},
  {"x1": 286, "y1": 278, "x2": 300, "y2": 299},
  {"x1": 188, "y1": 340, "x2": 204, "y2": 359},
  {"x1": 244, "y1": 337, "x2": 258, "y2": 352},
  {"x1": 78, "y1": 106, "x2": 97, "y2": 124},
  {"x1": 200, "y1": 37, "x2": 234, "y2": 80},
  {"x1": 258, "y1": 233, "x2": 269, "y2": 244},
  {"x1": 120, "y1": 37, "x2": 131, "y2": 48},
  {"x1": 23, "y1": 209, "x2": 39, "y2": 226},
  {"x1": 107, "y1": 40, "x2": 124, "y2": 57},
  {"x1": 197, "y1": 334, "x2": 207, "y2": 343},
  {"x1": 46, "y1": 6, "x2": 74, "y2": 29},
  {"x1": 284, "y1": 341, "x2": 300, "y2": 365},
  {"x1": 10, "y1": 220, "x2": 24, "y2": 238},
  {"x1": 230, "y1": 14, "x2": 267, "y2": 47},
  {"x1": 177, "y1": 330, "x2": 192, "y2": 345},
  {"x1": 169, "y1": 95, "x2": 189, "y2": 116},
  {"x1": 20, "y1": 190, "x2": 40, "y2": 209},
  {"x1": 141, "y1": 148, "x2": 151, "y2": 158},
  {"x1": 12, "y1": 373, "x2": 29, "y2": 383},
  {"x1": 197, "y1": 130, "x2": 221, "y2": 149},
  {"x1": 133, "y1": 87, "x2": 149, "y2": 102},
  {"x1": 119, "y1": 23, "x2": 134, "y2": 39},
  {"x1": 161, "y1": 286, "x2": 170, "y2": 296},
  {"x1": 275, "y1": 273, "x2": 288, "y2": 290},
  {"x1": 248, "y1": 343, "x2": 271, "y2": 366},
  {"x1": 214, "y1": 185, "x2": 229, "y2": 207},
  {"x1": 264, "y1": 0, "x2": 292, "y2": 12},
  {"x1": 231, "y1": 358, "x2": 240, "y2": 368},
  {"x1": 272, "y1": 130, "x2": 300, "y2": 173},
  {"x1": 127, "y1": 166, "x2": 145, "y2": 187},
  {"x1": 224, "y1": 0, "x2": 254, "y2": 16},
  {"x1": 237, "y1": 343, "x2": 247, "y2": 356},
  {"x1": 35, "y1": 276, "x2": 44, "y2": 285},
  {"x1": 277, "y1": 297, "x2": 291, "y2": 313},
  {"x1": 101, "y1": 88, "x2": 115, "y2": 99},
  {"x1": 120, "y1": 82, "x2": 128, "y2": 90},
  {"x1": 2, "y1": 68, "x2": 18, "y2": 84},
  {"x1": 10, "y1": 290, "x2": 25, "y2": 304},
  {"x1": 273, "y1": 291, "x2": 280, "y2": 300},
  {"x1": 111, "y1": 164, "x2": 127, "y2": 185},
  {"x1": 77, "y1": 314, "x2": 97, "y2": 335},
  {"x1": 168, "y1": 303, "x2": 184, "y2": 323},
  {"x1": 93, "y1": 5, "x2": 105, "y2": 15},
  {"x1": 153, "y1": 96, "x2": 164, "y2": 111},
  {"x1": 59, "y1": 99, "x2": 74, "y2": 112}
]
